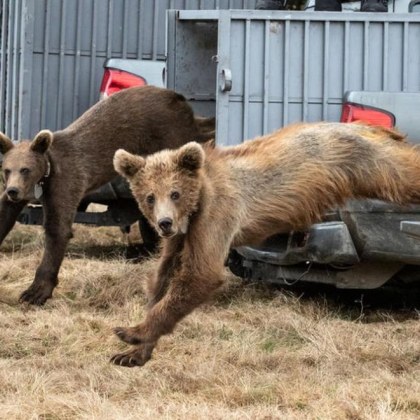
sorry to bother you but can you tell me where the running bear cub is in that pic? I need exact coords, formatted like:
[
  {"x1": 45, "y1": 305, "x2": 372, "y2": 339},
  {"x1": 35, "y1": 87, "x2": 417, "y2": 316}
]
[{"x1": 112, "y1": 122, "x2": 420, "y2": 367}]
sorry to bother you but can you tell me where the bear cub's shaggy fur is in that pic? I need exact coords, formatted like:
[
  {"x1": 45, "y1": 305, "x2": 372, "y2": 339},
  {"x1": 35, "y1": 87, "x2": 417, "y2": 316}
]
[{"x1": 112, "y1": 122, "x2": 420, "y2": 367}]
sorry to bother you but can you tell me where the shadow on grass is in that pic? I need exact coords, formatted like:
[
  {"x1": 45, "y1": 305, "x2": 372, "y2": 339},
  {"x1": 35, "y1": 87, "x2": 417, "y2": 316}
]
[
  {"x1": 215, "y1": 275, "x2": 419, "y2": 322},
  {"x1": 65, "y1": 243, "x2": 155, "y2": 262},
  {"x1": 275, "y1": 281, "x2": 419, "y2": 322}
]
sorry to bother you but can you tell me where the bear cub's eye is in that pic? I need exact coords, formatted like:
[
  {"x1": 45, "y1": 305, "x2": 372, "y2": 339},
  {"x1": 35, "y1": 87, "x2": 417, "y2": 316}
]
[
  {"x1": 3, "y1": 169, "x2": 10, "y2": 178},
  {"x1": 20, "y1": 168, "x2": 30, "y2": 175},
  {"x1": 146, "y1": 194, "x2": 155, "y2": 205},
  {"x1": 170, "y1": 191, "x2": 180, "y2": 201}
]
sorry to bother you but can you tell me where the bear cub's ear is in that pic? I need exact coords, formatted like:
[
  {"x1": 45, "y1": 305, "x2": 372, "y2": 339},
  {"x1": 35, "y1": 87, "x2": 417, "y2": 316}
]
[
  {"x1": 0, "y1": 132, "x2": 14, "y2": 155},
  {"x1": 114, "y1": 149, "x2": 145, "y2": 178},
  {"x1": 176, "y1": 142, "x2": 205, "y2": 171},
  {"x1": 31, "y1": 130, "x2": 53, "y2": 154}
]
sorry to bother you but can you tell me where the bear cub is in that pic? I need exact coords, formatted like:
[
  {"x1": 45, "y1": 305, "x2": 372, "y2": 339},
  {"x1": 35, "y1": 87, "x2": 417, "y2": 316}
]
[{"x1": 112, "y1": 121, "x2": 420, "y2": 367}]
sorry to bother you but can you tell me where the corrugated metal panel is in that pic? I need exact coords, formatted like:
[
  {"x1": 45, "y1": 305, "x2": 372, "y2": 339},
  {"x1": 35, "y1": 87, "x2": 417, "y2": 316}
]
[
  {"x1": 170, "y1": 10, "x2": 420, "y2": 146},
  {"x1": 0, "y1": 0, "x2": 257, "y2": 139},
  {"x1": 0, "y1": 0, "x2": 25, "y2": 140}
]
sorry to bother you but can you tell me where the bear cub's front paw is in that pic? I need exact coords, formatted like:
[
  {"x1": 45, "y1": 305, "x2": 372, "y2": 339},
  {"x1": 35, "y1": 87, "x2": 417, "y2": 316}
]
[{"x1": 110, "y1": 344, "x2": 154, "y2": 367}]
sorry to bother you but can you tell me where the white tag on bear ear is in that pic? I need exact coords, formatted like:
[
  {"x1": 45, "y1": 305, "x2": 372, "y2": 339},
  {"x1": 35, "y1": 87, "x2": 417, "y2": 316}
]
[{"x1": 34, "y1": 184, "x2": 43, "y2": 200}]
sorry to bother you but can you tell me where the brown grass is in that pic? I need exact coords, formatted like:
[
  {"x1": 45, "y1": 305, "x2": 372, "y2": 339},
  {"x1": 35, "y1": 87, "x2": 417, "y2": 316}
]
[{"x1": 0, "y1": 224, "x2": 419, "y2": 419}]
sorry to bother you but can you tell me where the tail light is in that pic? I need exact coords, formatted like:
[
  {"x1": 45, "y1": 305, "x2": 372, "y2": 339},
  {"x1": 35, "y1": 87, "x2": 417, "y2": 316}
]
[
  {"x1": 99, "y1": 69, "x2": 146, "y2": 99},
  {"x1": 340, "y1": 102, "x2": 395, "y2": 128}
]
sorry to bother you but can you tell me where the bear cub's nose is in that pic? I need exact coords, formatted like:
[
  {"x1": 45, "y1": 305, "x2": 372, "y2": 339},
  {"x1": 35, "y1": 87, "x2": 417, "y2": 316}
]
[
  {"x1": 6, "y1": 187, "x2": 19, "y2": 200},
  {"x1": 158, "y1": 217, "x2": 173, "y2": 233}
]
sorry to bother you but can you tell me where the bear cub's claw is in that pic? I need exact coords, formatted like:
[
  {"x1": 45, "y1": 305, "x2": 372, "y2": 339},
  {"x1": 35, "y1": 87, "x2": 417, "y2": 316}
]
[
  {"x1": 19, "y1": 284, "x2": 53, "y2": 306},
  {"x1": 110, "y1": 345, "x2": 154, "y2": 367},
  {"x1": 114, "y1": 327, "x2": 144, "y2": 345}
]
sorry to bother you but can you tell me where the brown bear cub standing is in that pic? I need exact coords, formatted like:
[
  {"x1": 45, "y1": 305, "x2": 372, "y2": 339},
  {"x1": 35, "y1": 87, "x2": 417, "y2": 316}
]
[
  {"x1": 113, "y1": 121, "x2": 420, "y2": 367},
  {"x1": 0, "y1": 86, "x2": 214, "y2": 305}
]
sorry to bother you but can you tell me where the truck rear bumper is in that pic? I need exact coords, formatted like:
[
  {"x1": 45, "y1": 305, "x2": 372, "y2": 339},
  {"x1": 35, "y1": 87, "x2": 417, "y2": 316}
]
[
  {"x1": 236, "y1": 222, "x2": 359, "y2": 267},
  {"x1": 230, "y1": 200, "x2": 420, "y2": 289}
]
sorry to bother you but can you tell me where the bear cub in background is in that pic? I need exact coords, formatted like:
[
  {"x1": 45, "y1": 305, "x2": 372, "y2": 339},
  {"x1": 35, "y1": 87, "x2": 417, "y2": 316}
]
[{"x1": 0, "y1": 86, "x2": 214, "y2": 305}]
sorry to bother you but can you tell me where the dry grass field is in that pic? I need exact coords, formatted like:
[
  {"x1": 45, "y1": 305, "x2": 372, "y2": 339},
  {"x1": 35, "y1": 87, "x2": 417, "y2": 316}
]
[{"x1": 0, "y1": 223, "x2": 419, "y2": 419}]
